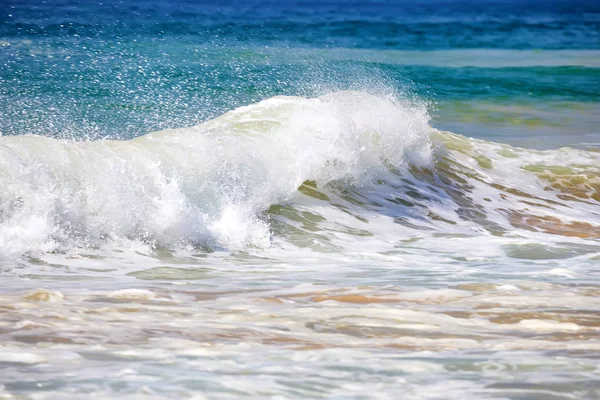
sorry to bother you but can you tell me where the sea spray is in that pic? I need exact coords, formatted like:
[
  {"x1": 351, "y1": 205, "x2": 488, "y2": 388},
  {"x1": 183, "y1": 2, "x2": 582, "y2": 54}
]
[{"x1": 0, "y1": 91, "x2": 432, "y2": 255}]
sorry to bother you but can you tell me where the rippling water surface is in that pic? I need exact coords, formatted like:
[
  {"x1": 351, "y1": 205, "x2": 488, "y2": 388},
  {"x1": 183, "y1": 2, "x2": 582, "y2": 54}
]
[{"x1": 1, "y1": 1, "x2": 599, "y2": 399}]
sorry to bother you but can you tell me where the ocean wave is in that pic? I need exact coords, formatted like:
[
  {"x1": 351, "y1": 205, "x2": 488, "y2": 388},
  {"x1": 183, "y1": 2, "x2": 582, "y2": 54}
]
[{"x1": 0, "y1": 91, "x2": 598, "y2": 257}]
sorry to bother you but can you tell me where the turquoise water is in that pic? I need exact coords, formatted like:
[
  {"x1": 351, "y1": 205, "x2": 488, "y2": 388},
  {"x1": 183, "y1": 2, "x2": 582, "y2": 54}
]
[
  {"x1": 1, "y1": 1, "x2": 599, "y2": 399},
  {"x1": 1, "y1": 0, "x2": 599, "y2": 146}
]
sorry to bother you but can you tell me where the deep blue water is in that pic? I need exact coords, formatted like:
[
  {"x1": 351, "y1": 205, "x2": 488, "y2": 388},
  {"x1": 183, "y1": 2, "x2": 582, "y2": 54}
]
[{"x1": 3, "y1": 0, "x2": 599, "y2": 49}]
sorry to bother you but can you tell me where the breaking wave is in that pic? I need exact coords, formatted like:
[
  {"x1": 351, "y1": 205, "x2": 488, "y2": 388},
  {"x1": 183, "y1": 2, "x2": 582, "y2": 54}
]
[{"x1": 0, "y1": 91, "x2": 598, "y2": 257}]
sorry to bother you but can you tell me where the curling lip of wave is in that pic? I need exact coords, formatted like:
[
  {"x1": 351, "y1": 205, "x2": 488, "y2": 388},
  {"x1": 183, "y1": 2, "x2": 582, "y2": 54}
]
[{"x1": 0, "y1": 90, "x2": 433, "y2": 255}]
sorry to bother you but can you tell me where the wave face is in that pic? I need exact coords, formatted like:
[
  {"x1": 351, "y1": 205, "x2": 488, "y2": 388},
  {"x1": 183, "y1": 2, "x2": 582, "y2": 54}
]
[
  {"x1": 0, "y1": 91, "x2": 432, "y2": 255},
  {"x1": 1, "y1": 91, "x2": 599, "y2": 259}
]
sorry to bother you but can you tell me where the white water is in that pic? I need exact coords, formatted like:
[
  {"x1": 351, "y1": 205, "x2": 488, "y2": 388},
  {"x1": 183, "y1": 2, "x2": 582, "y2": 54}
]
[
  {"x1": 1, "y1": 91, "x2": 599, "y2": 399},
  {"x1": 0, "y1": 91, "x2": 432, "y2": 256}
]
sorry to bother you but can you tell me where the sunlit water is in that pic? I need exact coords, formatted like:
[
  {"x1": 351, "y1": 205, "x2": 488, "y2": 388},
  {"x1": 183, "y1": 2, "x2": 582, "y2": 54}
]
[{"x1": 1, "y1": 1, "x2": 599, "y2": 399}]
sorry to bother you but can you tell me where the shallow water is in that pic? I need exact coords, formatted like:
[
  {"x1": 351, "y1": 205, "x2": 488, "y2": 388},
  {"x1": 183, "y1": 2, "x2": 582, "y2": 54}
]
[{"x1": 1, "y1": 1, "x2": 599, "y2": 399}]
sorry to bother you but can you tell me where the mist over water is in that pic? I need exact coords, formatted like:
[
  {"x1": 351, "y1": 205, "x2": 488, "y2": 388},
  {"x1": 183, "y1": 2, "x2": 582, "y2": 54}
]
[
  {"x1": 0, "y1": 91, "x2": 433, "y2": 255},
  {"x1": 1, "y1": 1, "x2": 599, "y2": 399}
]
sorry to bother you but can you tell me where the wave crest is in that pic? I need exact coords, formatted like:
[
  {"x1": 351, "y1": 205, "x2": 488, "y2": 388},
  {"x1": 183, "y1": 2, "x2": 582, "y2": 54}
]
[{"x1": 0, "y1": 91, "x2": 432, "y2": 255}]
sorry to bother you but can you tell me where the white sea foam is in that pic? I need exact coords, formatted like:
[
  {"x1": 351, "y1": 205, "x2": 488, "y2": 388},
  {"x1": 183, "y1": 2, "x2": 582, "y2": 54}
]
[
  {"x1": 1, "y1": 91, "x2": 599, "y2": 260},
  {"x1": 0, "y1": 91, "x2": 432, "y2": 255}
]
